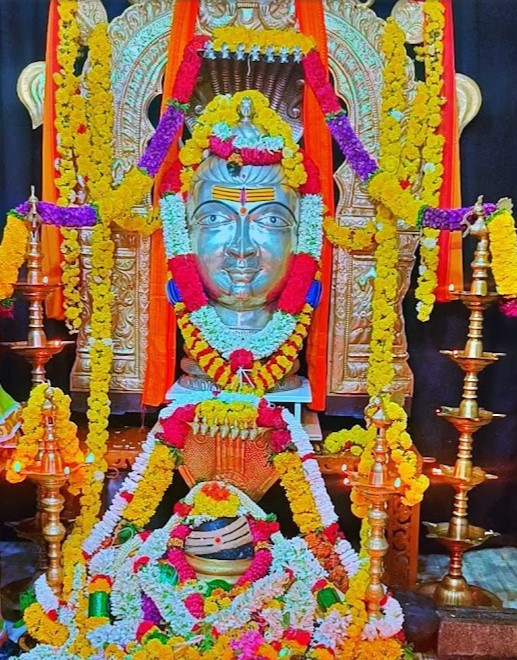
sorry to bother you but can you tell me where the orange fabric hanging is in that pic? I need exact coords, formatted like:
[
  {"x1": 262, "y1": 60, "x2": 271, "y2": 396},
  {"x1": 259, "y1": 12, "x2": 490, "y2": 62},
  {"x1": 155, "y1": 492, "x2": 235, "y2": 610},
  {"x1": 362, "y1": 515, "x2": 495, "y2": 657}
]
[
  {"x1": 435, "y1": 0, "x2": 463, "y2": 300},
  {"x1": 41, "y1": 0, "x2": 64, "y2": 318},
  {"x1": 296, "y1": 0, "x2": 334, "y2": 411},
  {"x1": 142, "y1": 0, "x2": 199, "y2": 406}
]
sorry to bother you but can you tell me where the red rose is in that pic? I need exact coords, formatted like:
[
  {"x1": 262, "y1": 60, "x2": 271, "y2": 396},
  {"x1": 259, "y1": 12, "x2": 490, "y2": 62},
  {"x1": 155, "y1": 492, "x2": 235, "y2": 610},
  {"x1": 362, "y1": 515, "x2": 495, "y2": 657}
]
[
  {"x1": 136, "y1": 621, "x2": 156, "y2": 642},
  {"x1": 47, "y1": 609, "x2": 58, "y2": 622},
  {"x1": 285, "y1": 628, "x2": 311, "y2": 646},
  {"x1": 270, "y1": 429, "x2": 292, "y2": 453},
  {"x1": 321, "y1": 523, "x2": 339, "y2": 544},
  {"x1": 174, "y1": 501, "x2": 193, "y2": 517},
  {"x1": 257, "y1": 399, "x2": 286, "y2": 430},
  {"x1": 133, "y1": 556, "x2": 150, "y2": 574},
  {"x1": 119, "y1": 491, "x2": 134, "y2": 503},
  {"x1": 229, "y1": 348, "x2": 255, "y2": 372}
]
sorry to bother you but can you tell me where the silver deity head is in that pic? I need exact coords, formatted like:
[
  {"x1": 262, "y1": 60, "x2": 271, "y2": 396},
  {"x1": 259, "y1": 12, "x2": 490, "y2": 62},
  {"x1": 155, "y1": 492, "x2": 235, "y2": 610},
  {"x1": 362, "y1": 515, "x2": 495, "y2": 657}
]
[{"x1": 186, "y1": 100, "x2": 300, "y2": 316}]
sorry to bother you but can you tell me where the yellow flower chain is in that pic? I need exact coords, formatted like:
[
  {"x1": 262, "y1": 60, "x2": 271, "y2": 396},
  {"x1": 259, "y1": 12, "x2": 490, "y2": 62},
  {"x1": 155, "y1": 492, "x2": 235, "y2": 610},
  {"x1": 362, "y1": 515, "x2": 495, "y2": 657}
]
[
  {"x1": 122, "y1": 444, "x2": 176, "y2": 527},
  {"x1": 211, "y1": 26, "x2": 315, "y2": 56},
  {"x1": 54, "y1": 0, "x2": 86, "y2": 332},
  {"x1": 61, "y1": 21, "x2": 116, "y2": 599},
  {"x1": 488, "y1": 210, "x2": 517, "y2": 298},
  {"x1": 0, "y1": 214, "x2": 30, "y2": 300},
  {"x1": 195, "y1": 399, "x2": 258, "y2": 428},
  {"x1": 272, "y1": 451, "x2": 323, "y2": 534},
  {"x1": 179, "y1": 90, "x2": 307, "y2": 191},
  {"x1": 413, "y1": 0, "x2": 446, "y2": 322},
  {"x1": 322, "y1": 216, "x2": 375, "y2": 251},
  {"x1": 24, "y1": 603, "x2": 69, "y2": 647}
]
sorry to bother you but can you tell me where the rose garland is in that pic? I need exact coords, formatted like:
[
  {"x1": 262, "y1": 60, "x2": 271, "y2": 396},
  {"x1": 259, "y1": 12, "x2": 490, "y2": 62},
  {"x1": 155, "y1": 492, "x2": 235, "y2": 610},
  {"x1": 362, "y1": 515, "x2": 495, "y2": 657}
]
[{"x1": 5, "y1": 384, "x2": 85, "y2": 493}]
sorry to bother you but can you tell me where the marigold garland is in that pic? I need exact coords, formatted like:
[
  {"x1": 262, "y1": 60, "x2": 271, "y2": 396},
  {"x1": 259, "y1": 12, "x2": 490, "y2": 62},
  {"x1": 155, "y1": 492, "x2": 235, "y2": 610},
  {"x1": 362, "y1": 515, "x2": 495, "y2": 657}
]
[
  {"x1": 211, "y1": 26, "x2": 315, "y2": 56},
  {"x1": 122, "y1": 444, "x2": 176, "y2": 528},
  {"x1": 61, "y1": 19, "x2": 116, "y2": 599},
  {"x1": 179, "y1": 91, "x2": 307, "y2": 192},
  {"x1": 54, "y1": 0, "x2": 87, "y2": 333},
  {"x1": 413, "y1": 0, "x2": 446, "y2": 322},
  {"x1": 487, "y1": 210, "x2": 517, "y2": 298},
  {"x1": 24, "y1": 603, "x2": 69, "y2": 647},
  {"x1": 0, "y1": 213, "x2": 30, "y2": 301}
]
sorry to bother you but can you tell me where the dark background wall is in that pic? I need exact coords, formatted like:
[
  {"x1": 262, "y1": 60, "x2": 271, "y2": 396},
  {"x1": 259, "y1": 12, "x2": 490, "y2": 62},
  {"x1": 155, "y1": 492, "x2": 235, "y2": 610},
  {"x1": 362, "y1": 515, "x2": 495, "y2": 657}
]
[{"x1": 0, "y1": 0, "x2": 515, "y2": 540}]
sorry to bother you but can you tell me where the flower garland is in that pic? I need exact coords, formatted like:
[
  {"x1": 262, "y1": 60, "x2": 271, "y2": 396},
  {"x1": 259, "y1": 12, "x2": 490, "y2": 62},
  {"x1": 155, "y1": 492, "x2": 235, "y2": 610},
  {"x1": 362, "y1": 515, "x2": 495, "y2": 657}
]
[
  {"x1": 0, "y1": 213, "x2": 30, "y2": 301},
  {"x1": 487, "y1": 209, "x2": 517, "y2": 298},
  {"x1": 5, "y1": 384, "x2": 85, "y2": 493},
  {"x1": 179, "y1": 91, "x2": 307, "y2": 192},
  {"x1": 54, "y1": 0, "x2": 87, "y2": 333},
  {"x1": 61, "y1": 20, "x2": 117, "y2": 599},
  {"x1": 413, "y1": 0, "x2": 446, "y2": 322},
  {"x1": 209, "y1": 26, "x2": 315, "y2": 57},
  {"x1": 159, "y1": 89, "x2": 323, "y2": 393}
]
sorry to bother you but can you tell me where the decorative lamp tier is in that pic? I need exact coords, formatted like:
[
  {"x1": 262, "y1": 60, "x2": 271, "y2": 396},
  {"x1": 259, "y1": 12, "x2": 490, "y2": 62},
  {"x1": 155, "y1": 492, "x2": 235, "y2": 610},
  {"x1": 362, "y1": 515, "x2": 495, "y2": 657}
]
[
  {"x1": 0, "y1": 188, "x2": 74, "y2": 385},
  {"x1": 419, "y1": 198, "x2": 504, "y2": 608}
]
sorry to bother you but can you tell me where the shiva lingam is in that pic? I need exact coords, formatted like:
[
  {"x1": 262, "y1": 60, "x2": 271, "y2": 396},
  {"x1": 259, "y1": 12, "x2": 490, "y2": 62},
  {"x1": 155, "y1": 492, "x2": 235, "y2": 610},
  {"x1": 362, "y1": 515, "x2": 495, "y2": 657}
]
[
  {"x1": 0, "y1": 187, "x2": 74, "y2": 385},
  {"x1": 419, "y1": 198, "x2": 504, "y2": 608},
  {"x1": 344, "y1": 399, "x2": 403, "y2": 620}
]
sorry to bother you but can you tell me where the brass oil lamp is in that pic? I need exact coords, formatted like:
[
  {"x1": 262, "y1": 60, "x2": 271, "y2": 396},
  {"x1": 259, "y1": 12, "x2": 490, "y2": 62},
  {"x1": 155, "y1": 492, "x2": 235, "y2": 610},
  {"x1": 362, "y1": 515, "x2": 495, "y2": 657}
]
[
  {"x1": 0, "y1": 188, "x2": 74, "y2": 385},
  {"x1": 419, "y1": 198, "x2": 504, "y2": 608}
]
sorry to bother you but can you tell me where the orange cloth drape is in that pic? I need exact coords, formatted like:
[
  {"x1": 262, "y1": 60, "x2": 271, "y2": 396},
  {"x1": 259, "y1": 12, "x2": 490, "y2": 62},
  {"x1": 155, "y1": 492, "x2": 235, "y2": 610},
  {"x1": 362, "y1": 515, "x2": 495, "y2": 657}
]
[
  {"x1": 142, "y1": 0, "x2": 199, "y2": 406},
  {"x1": 42, "y1": 0, "x2": 64, "y2": 318},
  {"x1": 296, "y1": 0, "x2": 334, "y2": 411},
  {"x1": 436, "y1": 0, "x2": 463, "y2": 300}
]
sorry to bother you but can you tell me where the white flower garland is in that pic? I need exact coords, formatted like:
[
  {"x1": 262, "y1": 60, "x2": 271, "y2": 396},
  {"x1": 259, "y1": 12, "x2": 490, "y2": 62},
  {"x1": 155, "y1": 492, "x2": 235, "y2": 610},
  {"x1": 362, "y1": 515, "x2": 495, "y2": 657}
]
[
  {"x1": 362, "y1": 595, "x2": 404, "y2": 640},
  {"x1": 297, "y1": 194, "x2": 324, "y2": 259},
  {"x1": 160, "y1": 193, "x2": 190, "y2": 256},
  {"x1": 311, "y1": 609, "x2": 352, "y2": 649},
  {"x1": 34, "y1": 575, "x2": 59, "y2": 614},
  {"x1": 82, "y1": 431, "x2": 159, "y2": 556},
  {"x1": 189, "y1": 306, "x2": 297, "y2": 359}
]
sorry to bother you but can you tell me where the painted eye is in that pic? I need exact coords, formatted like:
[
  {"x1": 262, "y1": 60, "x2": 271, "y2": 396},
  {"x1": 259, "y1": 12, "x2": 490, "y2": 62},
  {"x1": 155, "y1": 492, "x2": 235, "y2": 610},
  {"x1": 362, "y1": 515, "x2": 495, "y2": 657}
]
[
  {"x1": 256, "y1": 215, "x2": 289, "y2": 228},
  {"x1": 197, "y1": 213, "x2": 231, "y2": 226}
]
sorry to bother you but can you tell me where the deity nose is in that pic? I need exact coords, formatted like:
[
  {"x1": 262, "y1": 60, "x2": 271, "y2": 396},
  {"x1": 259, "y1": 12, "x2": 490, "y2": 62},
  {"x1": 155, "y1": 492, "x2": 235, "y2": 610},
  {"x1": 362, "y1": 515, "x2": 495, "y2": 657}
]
[{"x1": 226, "y1": 218, "x2": 258, "y2": 260}]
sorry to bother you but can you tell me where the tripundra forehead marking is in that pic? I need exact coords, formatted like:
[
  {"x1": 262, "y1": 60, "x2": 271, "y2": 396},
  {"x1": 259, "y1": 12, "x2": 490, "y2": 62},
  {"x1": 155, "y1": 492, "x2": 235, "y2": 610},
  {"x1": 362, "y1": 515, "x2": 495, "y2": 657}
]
[{"x1": 211, "y1": 186, "x2": 276, "y2": 203}]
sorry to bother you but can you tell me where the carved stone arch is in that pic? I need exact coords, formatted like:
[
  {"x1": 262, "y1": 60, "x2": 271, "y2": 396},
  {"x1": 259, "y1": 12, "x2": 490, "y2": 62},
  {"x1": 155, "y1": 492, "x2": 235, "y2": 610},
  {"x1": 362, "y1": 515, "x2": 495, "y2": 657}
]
[
  {"x1": 109, "y1": 0, "x2": 175, "y2": 181},
  {"x1": 323, "y1": 0, "x2": 418, "y2": 410}
]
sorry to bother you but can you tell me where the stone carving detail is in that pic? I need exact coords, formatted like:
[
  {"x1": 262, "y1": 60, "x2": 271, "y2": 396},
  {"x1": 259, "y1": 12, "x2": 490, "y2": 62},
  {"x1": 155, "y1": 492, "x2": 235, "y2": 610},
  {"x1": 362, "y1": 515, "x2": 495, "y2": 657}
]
[
  {"x1": 385, "y1": 494, "x2": 420, "y2": 589},
  {"x1": 197, "y1": 0, "x2": 296, "y2": 33},
  {"x1": 391, "y1": 0, "x2": 424, "y2": 45},
  {"x1": 324, "y1": 1, "x2": 418, "y2": 403},
  {"x1": 70, "y1": 230, "x2": 151, "y2": 394},
  {"x1": 77, "y1": 0, "x2": 108, "y2": 44}
]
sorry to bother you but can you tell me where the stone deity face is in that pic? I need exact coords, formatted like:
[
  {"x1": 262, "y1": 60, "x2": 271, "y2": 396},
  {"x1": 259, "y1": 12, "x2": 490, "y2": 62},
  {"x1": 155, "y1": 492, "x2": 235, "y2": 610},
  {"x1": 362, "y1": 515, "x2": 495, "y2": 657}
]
[{"x1": 188, "y1": 158, "x2": 299, "y2": 329}]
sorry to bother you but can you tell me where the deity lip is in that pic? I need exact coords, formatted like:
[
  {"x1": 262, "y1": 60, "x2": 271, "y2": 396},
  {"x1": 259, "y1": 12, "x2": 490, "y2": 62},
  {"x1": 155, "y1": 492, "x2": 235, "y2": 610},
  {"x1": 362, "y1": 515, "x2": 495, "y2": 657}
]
[{"x1": 225, "y1": 268, "x2": 258, "y2": 283}]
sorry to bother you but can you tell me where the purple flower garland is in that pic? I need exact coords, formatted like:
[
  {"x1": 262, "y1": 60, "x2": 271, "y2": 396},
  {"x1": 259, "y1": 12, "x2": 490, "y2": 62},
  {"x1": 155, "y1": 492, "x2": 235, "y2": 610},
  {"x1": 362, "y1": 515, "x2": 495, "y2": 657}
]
[
  {"x1": 137, "y1": 105, "x2": 185, "y2": 177},
  {"x1": 327, "y1": 112, "x2": 378, "y2": 181},
  {"x1": 14, "y1": 201, "x2": 97, "y2": 227},
  {"x1": 420, "y1": 204, "x2": 498, "y2": 231}
]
